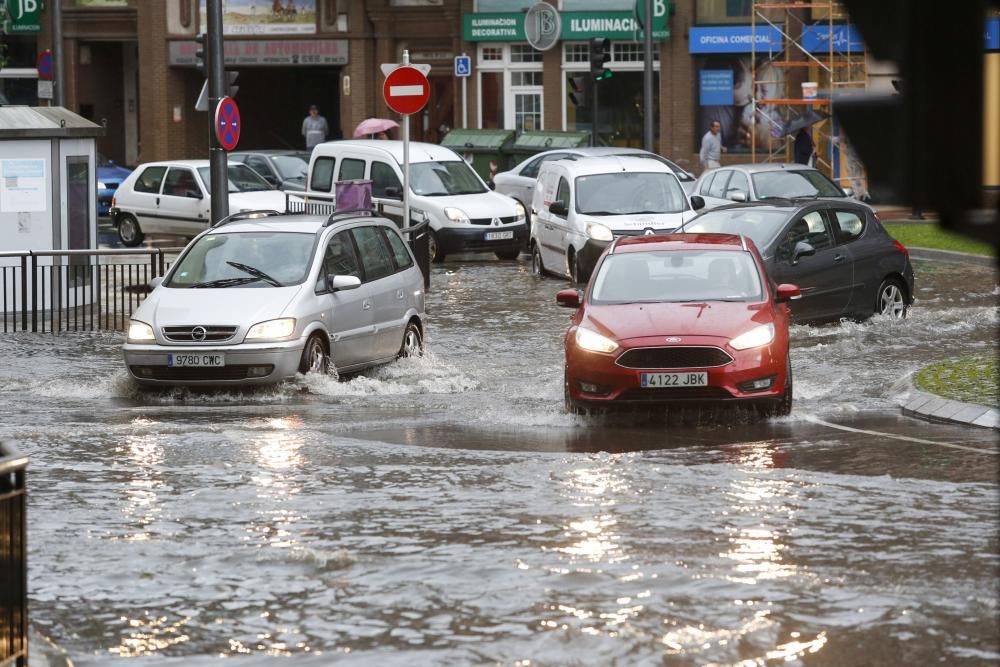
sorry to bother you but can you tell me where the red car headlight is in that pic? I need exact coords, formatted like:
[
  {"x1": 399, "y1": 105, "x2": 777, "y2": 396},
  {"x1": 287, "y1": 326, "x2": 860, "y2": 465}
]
[{"x1": 574, "y1": 327, "x2": 619, "y2": 354}]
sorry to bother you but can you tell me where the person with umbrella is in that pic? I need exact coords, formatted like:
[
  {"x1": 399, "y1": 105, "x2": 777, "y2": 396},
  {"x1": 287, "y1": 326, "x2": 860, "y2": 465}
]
[{"x1": 354, "y1": 118, "x2": 399, "y2": 140}]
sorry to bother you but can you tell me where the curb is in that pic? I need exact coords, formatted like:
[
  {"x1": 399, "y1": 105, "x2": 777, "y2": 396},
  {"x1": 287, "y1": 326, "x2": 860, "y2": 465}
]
[
  {"x1": 29, "y1": 627, "x2": 75, "y2": 667},
  {"x1": 901, "y1": 386, "x2": 1000, "y2": 430},
  {"x1": 908, "y1": 247, "x2": 996, "y2": 268}
]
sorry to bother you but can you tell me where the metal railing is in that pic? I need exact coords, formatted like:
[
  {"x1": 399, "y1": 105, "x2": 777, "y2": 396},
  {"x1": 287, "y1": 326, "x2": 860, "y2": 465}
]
[
  {"x1": 0, "y1": 249, "x2": 179, "y2": 333},
  {"x1": 0, "y1": 442, "x2": 28, "y2": 667}
]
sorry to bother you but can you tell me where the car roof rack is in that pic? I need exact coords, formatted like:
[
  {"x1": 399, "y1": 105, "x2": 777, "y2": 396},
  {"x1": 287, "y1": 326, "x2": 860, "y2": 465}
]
[
  {"x1": 210, "y1": 209, "x2": 283, "y2": 228},
  {"x1": 322, "y1": 207, "x2": 377, "y2": 228}
]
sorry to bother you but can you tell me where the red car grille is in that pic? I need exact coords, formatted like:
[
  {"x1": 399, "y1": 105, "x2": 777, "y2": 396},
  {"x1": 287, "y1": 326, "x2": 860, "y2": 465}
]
[
  {"x1": 616, "y1": 346, "x2": 733, "y2": 369},
  {"x1": 619, "y1": 387, "x2": 734, "y2": 401},
  {"x1": 129, "y1": 365, "x2": 273, "y2": 381}
]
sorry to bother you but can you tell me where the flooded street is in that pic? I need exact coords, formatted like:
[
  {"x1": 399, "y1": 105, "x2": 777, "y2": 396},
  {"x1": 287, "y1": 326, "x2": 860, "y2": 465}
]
[{"x1": 1, "y1": 257, "x2": 997, "y2": 665}]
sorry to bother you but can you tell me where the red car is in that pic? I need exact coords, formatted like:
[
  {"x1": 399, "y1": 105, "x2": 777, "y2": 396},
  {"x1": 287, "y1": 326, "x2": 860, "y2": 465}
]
[{"x1": 557, "y1": 233, "x2": 801, "y2": 415}]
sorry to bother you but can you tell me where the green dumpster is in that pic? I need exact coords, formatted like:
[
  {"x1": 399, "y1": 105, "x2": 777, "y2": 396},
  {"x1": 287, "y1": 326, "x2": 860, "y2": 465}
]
[
  {"x1": 440, "y1": 128, "x2": 515, "y2": 183},
  {"x1": 506, "y1": 131, "x2": 592, "y2": 163}
]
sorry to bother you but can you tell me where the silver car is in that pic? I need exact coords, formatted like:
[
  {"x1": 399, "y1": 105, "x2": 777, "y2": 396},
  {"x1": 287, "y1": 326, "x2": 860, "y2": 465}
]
[
  {"x1": 123, "y1": 211, "x2": 426, "y2": 386},
  {"x1": 691, "y1": 162, "x2": 860, "y2": 209}
]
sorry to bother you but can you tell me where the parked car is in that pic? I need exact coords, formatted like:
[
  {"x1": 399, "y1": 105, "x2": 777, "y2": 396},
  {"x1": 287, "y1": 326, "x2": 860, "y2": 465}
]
[
  {"x1": 530, "y1": 155, "x2": 703, "y2": 283},
  {"x1": 692, "y1": 163, "x2": 859, "y2": 209},
  {"x1": 123, "y1": 210, "x2": 426, "y2": 386},
  {"x1": 110, "y1": 160, "x2": 287, "y2": 247},
  {"x1": 97, "y1": 153, "x2": 133, "y2": 217},
  {"x1": 494, "y1": 146, "x2": 696, "y2": 228},
  {"x1": 683, "y1": 200, "x2": 914, "y2": 322},
  {"x1": 306, "y1": 140, "x2": 526, "y2": 262},
  {"x1": 557, "y1": 233, "x2": 798, "y2": 415},
  {"x1": 229, "y1": 150, "x2": 310, "y2": 191}
]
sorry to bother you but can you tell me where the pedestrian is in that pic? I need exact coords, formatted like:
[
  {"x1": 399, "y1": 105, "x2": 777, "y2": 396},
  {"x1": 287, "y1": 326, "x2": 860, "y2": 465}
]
[
  {"x1": 375, "y1": 131, "x2": 389, "y2": 140},
  {"x1": 793, "y1": 128, "x2": 816, "y2": 166},
  {"x1": 301, "y1": 104, "x2": 329, "y2": 151},
  {"x1": 699, "y1": 120, "x2": 726, "y2": 172}
]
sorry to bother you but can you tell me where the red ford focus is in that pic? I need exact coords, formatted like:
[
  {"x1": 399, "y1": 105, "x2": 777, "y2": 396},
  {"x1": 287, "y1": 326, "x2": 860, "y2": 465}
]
[{"x1": 557, "y1": 233, "x2": 800, "y2": 415}]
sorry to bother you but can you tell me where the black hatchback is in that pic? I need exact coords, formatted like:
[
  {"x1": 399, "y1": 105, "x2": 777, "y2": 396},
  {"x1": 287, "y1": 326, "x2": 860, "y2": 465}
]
[{"x1": 683, "y1": 200, "x2": 914, "y2": 323}]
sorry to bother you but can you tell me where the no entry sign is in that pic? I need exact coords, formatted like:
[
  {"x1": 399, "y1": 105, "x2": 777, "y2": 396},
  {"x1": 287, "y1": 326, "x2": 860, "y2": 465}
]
[
  {"x1": 383, "y1": 66, "x2": 430, "y2": 116},
  {"x1": 214, "y1": 96, "x2": 241, "y2": 151}
]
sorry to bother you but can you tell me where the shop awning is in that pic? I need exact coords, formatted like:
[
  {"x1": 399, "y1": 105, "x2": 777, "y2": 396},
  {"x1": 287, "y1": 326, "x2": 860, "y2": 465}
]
[{"x1": 440, "y1": 128, "x2": 515, "y2": 152}]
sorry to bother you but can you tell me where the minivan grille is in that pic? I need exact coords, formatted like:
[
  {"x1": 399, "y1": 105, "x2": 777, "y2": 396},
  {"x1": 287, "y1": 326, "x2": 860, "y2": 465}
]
[
  {"x1": 162, "y1": 326, "x2": 238, "y2": 342},
  {"x1": 470, "y1": 215, "x2": 520, "y2": 225},
  {"x1": 130, "y1": 365, "x2": 272, "y2": 381},
  {"x1": 616, "y1": 346, "x2": 733, "y2": 369}
]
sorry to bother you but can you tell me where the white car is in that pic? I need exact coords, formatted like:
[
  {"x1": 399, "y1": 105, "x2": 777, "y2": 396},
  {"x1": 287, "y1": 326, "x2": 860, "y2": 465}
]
[
  {"x1": 307, "y1": 140, "x2": 527, "y2": 262},
  {"x1": 691, "y1": 163, "x2": 859, "y2": 210},
  {"x1": 123, "y1": 210, "x2": 426, "y2": 386},
  {"x1": 494, "y1": 146, "x2": 697, "y2": 231},
  {"x1": 530, "y1": 156, "x2": 703, "y2": 283},
  {"x1": 110, "y1": 159, "x2": 288, "y2": 246}
]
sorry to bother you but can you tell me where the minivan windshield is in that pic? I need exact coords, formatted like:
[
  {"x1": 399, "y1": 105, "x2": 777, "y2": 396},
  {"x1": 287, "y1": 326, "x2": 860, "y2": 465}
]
[
  {"x1": 751, "y1": 169, "x2": 844, "y2": 199},
  {"x1": 575, "y1": 172, "x2": 687, "y2": 215},
  {"x1": 590, "y1": 250, "x2": 763, "y2": 304},
  {"x1": 166, "y1": 232, "x2": 315, "y2": 288},
  {"x1": 410, "y1": 161, "x2": 487, "y2": 196},
  {"x1": 197, "y1": 164, "x2": 274, "y2": 194}
]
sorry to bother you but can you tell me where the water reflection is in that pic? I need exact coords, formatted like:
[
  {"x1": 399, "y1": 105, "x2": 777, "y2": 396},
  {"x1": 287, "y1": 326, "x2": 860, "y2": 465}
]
[
  {"x1": 117, "y1": 423, "x2": 166, "y2": 543},
  {"x1": 245, "y1": 417, "x2": 307, "y2": 550}
]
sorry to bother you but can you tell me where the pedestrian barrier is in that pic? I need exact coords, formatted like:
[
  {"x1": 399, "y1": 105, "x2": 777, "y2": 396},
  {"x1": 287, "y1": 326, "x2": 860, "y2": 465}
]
[
  {"x1": 0, "y1": 249, "x2": 178, "y2": 333},
  {"x1": 0, "y1": 441, "x2": 28, "y2": 667}
]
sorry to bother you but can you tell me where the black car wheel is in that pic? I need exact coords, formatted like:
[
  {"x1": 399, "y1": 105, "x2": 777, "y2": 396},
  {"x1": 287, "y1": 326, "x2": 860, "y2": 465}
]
[
  {"x1": 531, "y1": 243, "x2": 547, "y2": 278},
  {"x1": 117, "y1": 214, "x2": 144, "y2": 247},
  {"x1": 569, "y1": 249, "x2": 584, "y2": 284},
  {"x1": 429, "y1": 231, "x2": 446, "y2": 263},
  {"x1": 398, "y1": 321, "x2": 423, "y2": 359},
  {"x1": 298, "y1": 334, "x2": 329, "y2": 375},
  {"x1": 875, "y1": 277, "x2": 908, "y2": 319}
]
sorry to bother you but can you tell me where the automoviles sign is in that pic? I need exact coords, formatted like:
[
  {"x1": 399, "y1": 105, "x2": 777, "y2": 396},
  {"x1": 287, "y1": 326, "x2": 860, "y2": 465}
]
[
  {"x1": 463, "y1": 9, "x2": 669, "y2": 43},
  {"x1": 169, "y1": 39, "x2": 349, "y2": 66}
]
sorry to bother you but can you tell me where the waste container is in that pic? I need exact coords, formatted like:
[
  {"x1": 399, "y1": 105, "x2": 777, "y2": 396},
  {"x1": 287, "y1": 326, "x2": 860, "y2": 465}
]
[
  {"x1": 505, "y1": 130, "x2": 592, "y2": 164},
  {"x1": 440, "y1": 128, "x2": 515, "y2": 184}
]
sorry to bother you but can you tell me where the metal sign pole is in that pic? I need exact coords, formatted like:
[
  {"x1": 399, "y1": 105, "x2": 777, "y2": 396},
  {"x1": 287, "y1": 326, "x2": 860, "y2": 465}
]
[
  {"x1": 207, "y1": 0, "x2": 229, "y2": 223},
  {"x1": 402, "y1": 50, "x2": 411, "y2": 230},
  {"x1": 643, "y1": 0, "x2": 654, "y2": 152},
  {"x1": 461, "y1": 53, "x2": 468, "y2": 129}
]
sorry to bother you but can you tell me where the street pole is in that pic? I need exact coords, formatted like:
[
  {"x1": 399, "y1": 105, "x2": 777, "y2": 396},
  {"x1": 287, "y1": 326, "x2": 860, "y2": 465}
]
[
  {"x1": 207, "y1": 0, "x2": 229, "y2": 224},
  {"x1": 52, "y1": 0, "x2": 64, "y2": 106},
  {"x1": 642, "y1": 0, "x2": 654, "y2": 152},
  {"x1": 402, "y1": 49, "x2": 411, "y2": 230},
  {"x1": 461, "y1": 52, "x2": 468, "y2": 130},
  {"x1": 592, "y1": 79, "x2": 599, "y2": 147}
]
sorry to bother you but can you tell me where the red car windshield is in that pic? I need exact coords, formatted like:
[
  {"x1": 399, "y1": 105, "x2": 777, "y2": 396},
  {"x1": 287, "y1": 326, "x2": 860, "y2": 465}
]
[{"x1": 590, "y1": 250, "x2": 764, "y2": 304}]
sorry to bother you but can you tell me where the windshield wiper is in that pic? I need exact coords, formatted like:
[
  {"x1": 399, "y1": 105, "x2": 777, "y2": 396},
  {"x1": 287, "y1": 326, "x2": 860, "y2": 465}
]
[
  {"x1": 226, "y1": 261, "x2": 283, "y2": 287},
  {"x1": 581, "y1": 210, "x2": 617, "y2": 216},
  {"x1": 189, "y1": 276, "x2": 262, "y2": 289}
]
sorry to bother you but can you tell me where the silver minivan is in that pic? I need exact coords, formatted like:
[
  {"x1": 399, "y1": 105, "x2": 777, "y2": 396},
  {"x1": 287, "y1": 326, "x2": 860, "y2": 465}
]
[{"x1": 123, "y1": 211, "x2": 426, "y2": 386}]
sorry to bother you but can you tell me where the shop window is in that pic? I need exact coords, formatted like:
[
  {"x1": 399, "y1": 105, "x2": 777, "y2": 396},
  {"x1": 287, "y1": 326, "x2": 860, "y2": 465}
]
[
  {"x1": 510, "y1": 45, "x2": 543, "y2": 63},
  {"x1": 480, "y1": 46, "x2": 503, "y2": 62},
  {"x1": 511, "y1": 71, "x2": 542, "y2": 86},
  {"x1": 695, "y1": 54, "x2": 784, "y2": 154},
  {"x1": 514, "y1": 93, "x2": 542, "y2": 132},
  {"x1": 564, "y1": 71, "x2": 657, "y2": 148},
  {"x1": 479, "y1": 71, "x2": 504, "y2": 129},
  {"x1": 613, "y1": 43, "x2": 659, "y2": 62},
  {"x1": 564, "y1": 43, "x2": 590, "y2": 64}
]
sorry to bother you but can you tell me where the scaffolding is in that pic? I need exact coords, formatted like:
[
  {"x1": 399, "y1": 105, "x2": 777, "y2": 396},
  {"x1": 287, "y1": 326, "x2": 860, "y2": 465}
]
[{"x1": 750, "y1": 1, "x2": 868, "y2": 193}]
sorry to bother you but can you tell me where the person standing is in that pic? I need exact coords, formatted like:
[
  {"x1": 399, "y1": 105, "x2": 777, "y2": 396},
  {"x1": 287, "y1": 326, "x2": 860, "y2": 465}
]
[
  {"x1": 301, "y1": 104, "x2": 329, "y2": 151},
  {"x1": 793, "y1": 128, "x2": 816, "y2": 166},
  {"x1": 700, "y1": 120, "x2": 726, "y2": 172}
]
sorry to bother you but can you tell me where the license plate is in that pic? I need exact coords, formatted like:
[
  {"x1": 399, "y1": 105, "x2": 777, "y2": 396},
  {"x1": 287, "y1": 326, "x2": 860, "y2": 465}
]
[
  {"x1": 167, "y1": 353, "x2": 225, "y2": 368},
  {"x1": 484, "y1": 230, "x2": 514, "y2": 241},
  {"x1": 641, "y1": 372, "x2": 708, "y2": 388}
]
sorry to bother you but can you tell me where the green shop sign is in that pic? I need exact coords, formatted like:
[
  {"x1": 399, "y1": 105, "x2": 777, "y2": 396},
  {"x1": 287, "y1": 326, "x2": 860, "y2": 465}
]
[
  {"x1": 2, "y1": 0, "x2": 42, "y2": 33},
  {"x1": 463, "y1": 9, "x2": 670, "y2": 43}
]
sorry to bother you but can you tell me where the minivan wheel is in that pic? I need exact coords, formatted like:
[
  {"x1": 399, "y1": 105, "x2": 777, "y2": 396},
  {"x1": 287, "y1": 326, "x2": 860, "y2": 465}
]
[
  {"x1": 398, "y1": 321, "x2": 424, "y2": 359},
  {"x1": 569, "y1": 250, "x2": 585, "y2": 284},
  {"x1": 876, "y1": 277, "x2": 907, "y2": 319},
  {"x1": 299, "y1": 334, "x2": 329, "y2": 375},
  {"x1": 117, "y1": 214, "x2": 144, "y2": 247},
  {"x1": 429, "y1": 231, "x2": 446, "y2": 263},
  {"x1": 531, "y1": 243, "x2": 546, "y2": 278}
]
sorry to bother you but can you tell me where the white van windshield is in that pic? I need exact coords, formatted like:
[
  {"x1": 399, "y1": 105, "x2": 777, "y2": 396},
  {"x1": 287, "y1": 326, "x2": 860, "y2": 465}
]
[
  {"x1": 410, "y1": 161, "x2": 487, "y2": 196},
  {"x1": 575, "y1": 172, "x2": 687, "y2": 215}
]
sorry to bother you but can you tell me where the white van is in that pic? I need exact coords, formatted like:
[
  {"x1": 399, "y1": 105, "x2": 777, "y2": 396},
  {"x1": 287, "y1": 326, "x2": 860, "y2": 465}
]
[
  {"x1": 529, "y1": 156, "x2": 704, "y2": 282},
  {"x1": 307, "y1": 140, "x2": 527, "y2": 262}
]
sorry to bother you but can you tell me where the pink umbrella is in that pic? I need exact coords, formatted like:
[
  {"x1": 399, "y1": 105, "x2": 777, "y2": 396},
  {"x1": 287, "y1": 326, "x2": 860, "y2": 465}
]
[{"x1": 353, "y1": 118, "x2": 400, "y2": 138}]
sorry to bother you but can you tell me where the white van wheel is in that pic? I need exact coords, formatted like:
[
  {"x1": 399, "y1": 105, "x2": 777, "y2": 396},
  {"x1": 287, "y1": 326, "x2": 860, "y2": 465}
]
[{"x1": 429, "y1": 231, "x2": 446, "y2": 263}]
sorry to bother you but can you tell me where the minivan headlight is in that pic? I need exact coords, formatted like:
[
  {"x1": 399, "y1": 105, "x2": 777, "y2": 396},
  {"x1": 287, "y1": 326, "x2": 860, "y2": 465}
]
[
  {"x1": 444, "y1": 207, "x2": 471, "y2": 224},
  {"x1": 513, "y1": 202, "x2": 526, "y2": 219},
  {"x1": 127, "y1": 320, "x2": 155, "y2": 342},
  {"x1": 585, "y1": 222, "x2": 613, "y2": 241},
  {"x1": 730, "y1": 323, "x2": 775, "y2": 350},
  {"x1": 246, "y1": 318, "x2": 296, "y2": 340},
  {"x1": 575, "y1": 327, "x2": 619, "y2": 354}
]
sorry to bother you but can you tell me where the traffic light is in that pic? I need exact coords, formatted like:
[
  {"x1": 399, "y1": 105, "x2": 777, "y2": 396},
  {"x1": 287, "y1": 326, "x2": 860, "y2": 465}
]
[
  {"x1": 195, "y1": 33, "x2": 207, "y2": 76},
  {"x1": 589, "y1": 37, "x2": 611, "y2": 82},
  {"x1": 227, "y1": 71, "x2": 239, "y2": 98},
  {"x1": 568, "y1": 75, "x2": 587, "y2": 107}
]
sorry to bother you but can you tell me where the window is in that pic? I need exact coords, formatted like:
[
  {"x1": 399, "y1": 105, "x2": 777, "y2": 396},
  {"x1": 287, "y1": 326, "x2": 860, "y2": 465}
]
[
  {"x1": 833, "y1": 210, "x2": 865, "y2": 243},
  {"x1": 521, "y1": 153, "x2": 566, "y2": 179},
  {"x1": 197, "y1": 165, "x2": 271, "y2": 194},
  {"x1": 707, "y1": 170, "x2": 731, "y2": 198},
  {"x1": 696, "y1": 0, "x2": 784, "y2": 24},
  {"x1": 167, "y1": 232, "x2": 315, "y2": 288},
  {"x1": 727, "y1": 170, "x2": 750, "y2": 198},
  {"x1": 352, "y1": 226, "x2": 395, "y2": 282},
  {"x1": 134, "y1": 166, "x2": 167, "y2": 194},
  {"x1": 247, "y1": 156, "x2": 273, "y2": 180},
  {"x1": 575, "y1": 172, "x2": 688, "y2": 215},
  {"x1": 777, "y1": 211, "x2": 832, "y2": 261},
  {"x1": 322, "y1": 230, "x2": 362, "y2": 284},
  {"x1": 751, "y1": 170, "x2": 844, "y2": 199},
  {"x1": 381, "y1": 228, "x2": 414, "y2": 270},
  {"x1": 555, "y1": 177, "x2": 570, "y2": 209},
  {"x1": 163, "y1": 168, "x2": 201, "y2": 198},
  {"x1": 371, "y1": 162, "x2": 402, "y2": 198},
  {"x1": 511, "y1": 71, "x2": 542, "y2": 86},
  {"x1": 339, "y1": 158, "x2": 365, "y2": 182},
  {"x1": 613, "y1": 42, "x2": 660, "y2": 62},
  {"x1": 510, "y1": 45, "x2": 543, "y2": 63},
  {"x1": 564, "y1": 43, "x2": 589, "y2": 63},
  {"x1": 311, "y1": 157, "x2": 336, "y2": 192}
]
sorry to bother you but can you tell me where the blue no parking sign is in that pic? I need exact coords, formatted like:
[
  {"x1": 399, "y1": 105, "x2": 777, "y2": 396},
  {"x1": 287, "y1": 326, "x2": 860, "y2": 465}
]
[{"x1": 214, "y1": 96, "x2": 241, "y2": 151}]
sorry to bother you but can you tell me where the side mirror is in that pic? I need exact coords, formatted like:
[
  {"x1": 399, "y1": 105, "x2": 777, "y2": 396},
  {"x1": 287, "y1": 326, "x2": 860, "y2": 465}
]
[
  {"x1": 690, "y1": 195, "x2": 706, "y2": 211},
  {"x1": 383, "y1": 186, "x2": 402, "y2": 200},
  {"x1": 186, "y1": 189, "x2": 203, "y2": 199},
  {"x1": 841, "y1": 187, "x2": 854, "y2": 197},
  {"x1": 728, "y1": 191, "x2": 747, "y2": 203},
  {"x1": 775, "y1": 283, "x2": 801, "y2": 302},
  {"x1": 488, "y1": 181, "x2": 496, "y2": 191},
  {"x1": 330, "y1": 275, "x2": 362, "y2": 291},
  {"x1": 149, "y1": 276, "x2": 164, "y2": 290},
  {"x1": 792, "y1": 241, "x2": 816, "y2": 263},
  {"x1": 549, "y1": 201, "x2": 568, "y2": 217},
  {"x1": 556, "y1": 288, "x2": 581, "y2": 308}
]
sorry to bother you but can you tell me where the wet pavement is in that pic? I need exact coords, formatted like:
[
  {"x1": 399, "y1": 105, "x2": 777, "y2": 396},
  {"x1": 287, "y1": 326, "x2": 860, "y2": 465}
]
[{"x1": 1, "y1": 255, "x2": 997, "y2": 665}]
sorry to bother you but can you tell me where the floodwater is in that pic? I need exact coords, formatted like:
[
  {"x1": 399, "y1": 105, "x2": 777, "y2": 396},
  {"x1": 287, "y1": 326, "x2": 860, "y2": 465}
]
[{"x1": 1, "y1": 257, "x2": 997, "y2": 666}]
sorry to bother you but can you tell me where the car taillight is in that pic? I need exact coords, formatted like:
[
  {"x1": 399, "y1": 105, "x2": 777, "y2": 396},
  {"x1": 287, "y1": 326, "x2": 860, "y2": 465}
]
[{"x1": 892, "y1": 239, "x2": 909, "y2": 258}]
